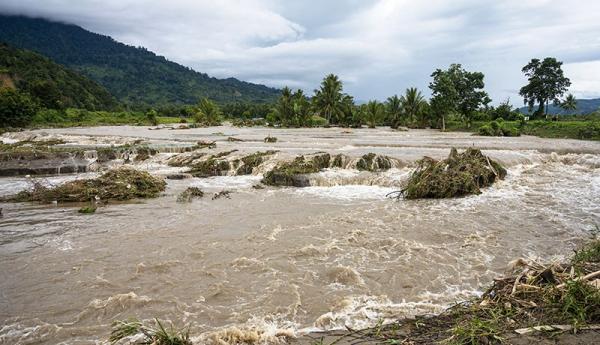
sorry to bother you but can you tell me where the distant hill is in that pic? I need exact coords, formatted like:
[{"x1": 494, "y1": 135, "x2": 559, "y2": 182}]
[
  {"x1": 0, "y1": 43, "x2": 117, "y2": 110},
  {"x1": 518, "y1": 98, "x2": 600, "y2": 115},
  {"x1": 0, "y1": 15, "x2": 280, "y2": 107}
]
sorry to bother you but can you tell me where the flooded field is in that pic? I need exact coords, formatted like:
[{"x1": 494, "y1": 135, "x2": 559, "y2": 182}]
[{"x1": 1, "y1": 126, "x2": 599, "y2": 344}]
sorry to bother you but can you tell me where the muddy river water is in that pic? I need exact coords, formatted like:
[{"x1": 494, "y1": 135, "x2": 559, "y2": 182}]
[{"x1": 0, "y1": 126, "x2": 599, "y2": 344}]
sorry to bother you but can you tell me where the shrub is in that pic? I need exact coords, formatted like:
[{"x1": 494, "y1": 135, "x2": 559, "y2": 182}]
[{"x1": 399, "y1": 148, "x2": 506, "y2": 199}]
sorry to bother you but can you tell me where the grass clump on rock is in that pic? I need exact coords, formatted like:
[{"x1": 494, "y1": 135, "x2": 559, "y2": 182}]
[
  {"x1": 177, "y1": 187, "x2": 204, "y2": 203},
  {"x1": 234, "y1": 150, "x2": 277, "y2": 175},
  {"x1": 5, "y1": 167, "x2": 166, "y2": 203},
  {"x1": 356, "y1": 153, "x2": 394, "y2": 171},
  {"x1": 398, "y1": 148, "x2": 506, "y2": 199},
  {"x1": 262, "y1": 153, "x2": 330, "y2": 187}
]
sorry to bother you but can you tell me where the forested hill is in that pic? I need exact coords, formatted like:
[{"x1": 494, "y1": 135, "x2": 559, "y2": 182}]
[
  {"x1": 518, "y1": 98, "x2": 600, "y2": 115},
  {"x1": 0, "y1": 43, "x2": 118, "y2": 110},
  {"x1": 0, "y1": 15, "x2": 280, "y2": 107}
]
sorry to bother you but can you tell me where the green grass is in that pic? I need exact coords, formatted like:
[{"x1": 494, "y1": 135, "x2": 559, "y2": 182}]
[
  {"x1": 571, "y1": 240, "x2": 600, "y2": 267},
  {"x1": 447, "y1": 119, "x2": 600, "y2": 141},
  {"x1": 109, "y1": 318, "x2": 191, "y2": 345},
  {"x1": 450, "y1": 316, "x2": 503, "y2": 345}
]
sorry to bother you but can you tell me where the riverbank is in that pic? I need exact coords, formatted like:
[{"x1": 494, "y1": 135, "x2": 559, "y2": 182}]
[{"x1": 292, "y1": 240, "x2": 600, "y2": 344}]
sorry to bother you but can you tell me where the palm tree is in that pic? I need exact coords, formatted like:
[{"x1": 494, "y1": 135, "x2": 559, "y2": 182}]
[
  {"x1": 195, "y1": 98, "x2": 222, "y2": 126},
  {"x1": 385, "y1": 95, "x2": 403, "y2": 128},
  {"x1": 560, "y1": 93, "x2": 577, "y2": 113},
  {"x1": 364, "y1": 100, "x2": 385, "y2": 128},
  {"x1": 292, "y1": 89, "x2": 311, "y2": 127},
  {"x1": 313, "y1": 74, "x2": 344, "y2": 124},
  {"x1": 273, "y1": 87, "x2": 294, "y2": 126},
  {"x1": 400, "y1": 87, "x2": 426, "y2": 126}
]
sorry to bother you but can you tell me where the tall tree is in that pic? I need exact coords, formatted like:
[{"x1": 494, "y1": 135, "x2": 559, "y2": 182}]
[
  {"x1": 194, "y1": 98, "x2": 222, "y2": 126},
  {"x1": 313, "y1": 74, "x2": 344, "y2": 124},
  {"x1": 429, "y1": 64, "x2": 489, "y2": 129},
  {"x1": 385, "y1": 95, "x2": 403, "y2": 128},
  {"x1": 429, "y1": 71, "x2": 458, "y2": 131},
  {"x1": 519, "y1": 57, "x2": 571, "y2": 118},
  {"x1": 338, "y1": 94, "x2": 357, "y2": 127},
  {"x1": 399, "y1": 87, "x2": 427, "y2": 126},
  {"x1": 364, "y1": 100, "x2": 385, "y2": 128},
  {"x1": 292, "y1": 89, "x2": 311, "y2": 126},
  {"x1": 560, "y1": 93, "x2": 577, "y2": 113},
  {"x1": 273, "y1": 87, "x2": 294, "y2": 126}
]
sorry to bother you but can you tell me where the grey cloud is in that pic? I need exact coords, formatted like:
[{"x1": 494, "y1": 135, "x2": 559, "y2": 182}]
[{"x1": 0, "y1": 0, "x2": 599, "y2": 102}]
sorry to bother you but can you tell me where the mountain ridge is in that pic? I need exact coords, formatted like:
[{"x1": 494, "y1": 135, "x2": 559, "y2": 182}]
[{"x1": 0, "y1": 15, "x2": 280, "y2": 107}]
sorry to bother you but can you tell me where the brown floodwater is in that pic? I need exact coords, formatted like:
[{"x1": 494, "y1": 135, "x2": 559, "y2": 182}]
[{"x1": 0, "y1": 126, "x2": 599, "y2": 344}]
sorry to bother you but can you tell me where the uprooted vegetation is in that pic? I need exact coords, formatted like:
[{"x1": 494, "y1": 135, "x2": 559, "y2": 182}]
[
  {"x1": 3, "y1": 167, "x2": 166, "y2": 203},
  {"x1": 262, "y1": 153, "x2": 332, "y2": 187},
  {"x1": 176, "y1": 187, "x2": 204, "y2": 203},
  {"x1": 303, "y1": 239, "x2": 600, "y2": 345},
  {"x1": 391, "y1": 148, "x2": 506, "y2": 199},
  {"x1": 261, "y1": 152, "x2": 399, "y2": 187},
  {"x1": 168, "y1": 150, "x2": 277, "y2": 177}
]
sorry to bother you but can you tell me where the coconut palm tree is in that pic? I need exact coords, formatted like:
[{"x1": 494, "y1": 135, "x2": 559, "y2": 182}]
[
  {"x1": 385, "y1": 95, "x2": 403, "y2": 128},
  {"x1": 560, "y1": 93, "x2": 577, "y2": 113},
  {"x1": 292, "y1": 89, "x2": 311, "y2": 126},
  {"x1": 313, "y1": 74, "x2": 344, "y2": 124},
  {"x1": 194, "y1": 98, "x2": 222, "y2": 126},
  {"x1": 364, "y1": 100, "x2": 385, "y2": 128},
  {"x1": 400, "y1": 87, "x2": 427, "y2": 126},
  {"x1": 273, "y1": 87, "x2": 294, "y2": 126}
]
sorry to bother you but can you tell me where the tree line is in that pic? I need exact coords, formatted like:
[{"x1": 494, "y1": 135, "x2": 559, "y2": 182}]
[
  {"x1": 263, "y1": 57, "x2": 576, "y2": 129},
  {"x1": 0, "y1": 56, "x2": 578, "y2": 129}
]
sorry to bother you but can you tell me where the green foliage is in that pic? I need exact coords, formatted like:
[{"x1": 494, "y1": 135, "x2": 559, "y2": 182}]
[
  {"x1": 399, "y1": 87, "x2": 428, "y2": 127},
  {"x1": 0, "y1": 15, "x2": 279, "y2": 107},
  {"x1": 364, "y1": 100, "x2": 385, "y2": 128},
  {"x1": 385, "y1": 95, "x2": 403, "y2": 128},
  {"x1": 571, "y1": 240, "x2": 600, "y2": 267},
  {"x1": 0, "y1": 87, "x2": 39, "y2": 127},
  {"x1": 78, "y1": 205, "x2": 97, "y2": 214},
  {"x1": 194, "y1": 98, "x2": 222, "y2": 126},
  {"x1": 519, "y1": 57, "x2": 571, "y2": 118},
  {"x1": 489, "y1": 98, "x2": 523, "y2": 121},
  {"x1": 109, "y1": 318, "x2": 191, "y2": 345},
  {"x1": 0, "y1": 43, "x2": 117, "y2": 110},
  {"x1": 521, "y1": 120, "x2": 600, "y2": 140},
  {"x1": 561, "y1": 93, "x2": 578, "y2": 113},
  {"x1": 313, "y1": 74, "x2": 345, "y2": 124},
  {"x1": 400, "y1": 148, "x2": 507, "y2": 199},
  {"x1": 430, "y1": 64, "x2": 489, "y2": 129},
  {"x1": 222, "y1": 102, "x2": 272, "y2": 119},
  {"x1": 477, "y1": 120, "x2": 521, "y2": 137},
  {"x1": 450, "y1": 316, "x2": 503, "y2": 345},
  {"x1": 547, "y1": 280, "x2": 600, "y2": 328},
  {"x1": 146, "y1": 109, "x2": 158, "y2": 126}
]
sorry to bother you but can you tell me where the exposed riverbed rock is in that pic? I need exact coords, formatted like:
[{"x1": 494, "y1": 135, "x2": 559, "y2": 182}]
[
  {"x1": 262, "y1": 153, "x2": 332, "y2": 187},
  {"x1": 399, "y1": 148, "x2": 506, "y2": 199}
]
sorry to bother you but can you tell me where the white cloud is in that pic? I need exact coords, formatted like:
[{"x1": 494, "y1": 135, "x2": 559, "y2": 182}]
[{"x1": 1, "y1": 0, "x2": 599, "y2": 103}]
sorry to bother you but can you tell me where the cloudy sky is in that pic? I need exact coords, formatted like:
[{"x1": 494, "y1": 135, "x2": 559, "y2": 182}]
[{"x1": 1, "y1": 0, "x2": 600, "y2": 103}]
